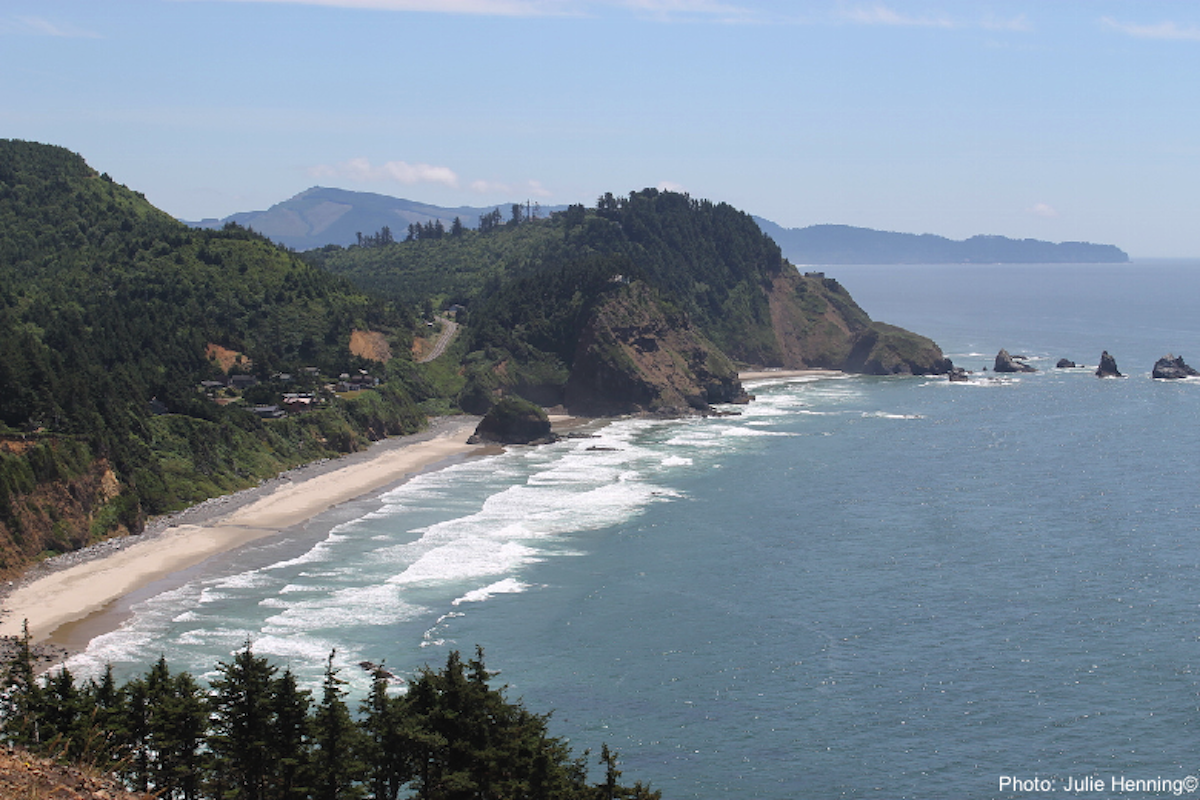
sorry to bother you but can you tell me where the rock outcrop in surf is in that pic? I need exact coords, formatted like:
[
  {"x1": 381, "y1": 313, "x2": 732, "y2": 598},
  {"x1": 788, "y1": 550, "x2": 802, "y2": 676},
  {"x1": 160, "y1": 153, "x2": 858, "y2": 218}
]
[
  {"x1": 994, "y1": 349, "x2": 1036, "y2": 373},
  {"x1": 1151, "y1": 354, "x2": 1199, "y2": 379},
  {"x1": 467, "y1": 397, "x2": 556, "y2": 445},
  {"x1": 1095, "y1": 351, "x2": 1122, "y2": 378}
]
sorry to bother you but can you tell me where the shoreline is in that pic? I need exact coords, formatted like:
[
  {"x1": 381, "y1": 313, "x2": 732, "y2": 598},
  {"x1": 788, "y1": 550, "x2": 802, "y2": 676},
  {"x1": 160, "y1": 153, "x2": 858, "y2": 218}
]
[
  {"x1": 0, "y1": 416, "x2": 485, "y2": 647},
  {"x1": 738, "y1": 368, "x2": 842, "y2": 381}
]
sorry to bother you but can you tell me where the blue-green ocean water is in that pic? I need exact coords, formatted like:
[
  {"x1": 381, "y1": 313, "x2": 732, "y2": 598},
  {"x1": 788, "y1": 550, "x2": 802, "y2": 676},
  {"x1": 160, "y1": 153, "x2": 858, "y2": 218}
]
[{"x1": 68, "y1": 261, "x2": 1200, "y2": 799}]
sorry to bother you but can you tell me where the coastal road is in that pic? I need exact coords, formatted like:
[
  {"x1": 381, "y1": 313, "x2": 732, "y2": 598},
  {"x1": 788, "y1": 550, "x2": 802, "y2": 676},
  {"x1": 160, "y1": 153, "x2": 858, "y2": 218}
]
[{"x1": 419, "y1": 316, "x2": 459, "y2": 363}]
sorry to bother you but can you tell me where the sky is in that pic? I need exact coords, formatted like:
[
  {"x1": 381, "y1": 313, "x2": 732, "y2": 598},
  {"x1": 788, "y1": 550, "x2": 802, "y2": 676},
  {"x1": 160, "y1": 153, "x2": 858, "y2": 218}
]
[{"x1": 2, "y1": 1, "x2": 1198, "y2": 257}]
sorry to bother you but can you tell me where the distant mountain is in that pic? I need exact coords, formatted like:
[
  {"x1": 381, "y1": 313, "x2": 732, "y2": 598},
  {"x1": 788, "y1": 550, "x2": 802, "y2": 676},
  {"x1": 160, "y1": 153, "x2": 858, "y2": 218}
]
[
  {"x1": 753, "y1": 219, "x2": 1129, "y2": 264},
  {"x1": 187, "y1": 187, "x2": 567, "y2": 250}
]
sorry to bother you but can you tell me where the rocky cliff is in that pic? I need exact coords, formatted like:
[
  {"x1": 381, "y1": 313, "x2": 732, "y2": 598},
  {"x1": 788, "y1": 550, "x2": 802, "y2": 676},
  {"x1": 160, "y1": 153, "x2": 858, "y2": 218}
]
[
  {"x1": 565, "y1": 282, "x2": 751, "y2": 416},
  {"x1": 764, "y1": 271, "x2": 951, "y2": 375},
  {"x1": 0, "y1": 440, "x2": 133, "y2": 580}
]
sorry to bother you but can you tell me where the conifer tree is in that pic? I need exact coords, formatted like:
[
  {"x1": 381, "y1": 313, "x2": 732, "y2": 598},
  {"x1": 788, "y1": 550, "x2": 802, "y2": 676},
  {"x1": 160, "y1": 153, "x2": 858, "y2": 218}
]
[
  {"x1": 271, "y1": 666, "x2": 313, "y2": 800},
  {"x1": 312, "y1": 650, "x2": 365, "y2": 800},
  {"x1": 209, "y1": 643, "x2": 279, "y2": 800},
  {"x1": 359, "y1": 664, "x2": 410, "y2": 800},
  {"x1": 0, "y1": 620, "x2": 43, "y2": 748}
]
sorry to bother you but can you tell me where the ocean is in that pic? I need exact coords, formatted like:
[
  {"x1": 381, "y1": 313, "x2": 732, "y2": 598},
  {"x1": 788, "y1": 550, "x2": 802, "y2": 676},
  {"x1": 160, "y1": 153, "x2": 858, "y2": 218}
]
[{"x1": 65, "y1": 260, "x2": 1200, "y2": 799}]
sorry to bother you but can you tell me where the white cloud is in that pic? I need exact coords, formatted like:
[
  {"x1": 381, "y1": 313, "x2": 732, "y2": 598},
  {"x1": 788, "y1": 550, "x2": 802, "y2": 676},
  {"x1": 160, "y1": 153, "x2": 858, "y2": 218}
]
[
  {"x1": 657, "y1": 180, "x2": 687, "y2": 193},
  {"x1": 197, "y1": 0, "x2": 575, "y2": 15},
  {"x1": 839, "y1": 3, "x2": 954, "y2": 28},
  {"x1": 191, "y1": 0, "x2": 756, "y2": 19},
  {"x1": 1030, "y1": 203, "x2": 1058, "y2": 219},
  {"x1": 5, "y1": 15, "x2": 102, "y2": 38},
  {"x1": 618, "y1": 0, "x2": 757, "y2": 22},
  {"x1": 309, "y1": 158, "x2": 460, "y2": 188},
  {"x1": 1100, "y1": 16, "x2": 1200, "y2": 42}
]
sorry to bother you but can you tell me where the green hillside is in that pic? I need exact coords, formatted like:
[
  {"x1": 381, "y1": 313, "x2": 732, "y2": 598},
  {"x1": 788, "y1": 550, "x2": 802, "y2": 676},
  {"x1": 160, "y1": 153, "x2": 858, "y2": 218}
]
[
  {"x1": 0, "y1": 140, "x2": 429, "y2": 574},
  {"x1": 307, "y1": 188, "x2": 952, "y2": 411}
]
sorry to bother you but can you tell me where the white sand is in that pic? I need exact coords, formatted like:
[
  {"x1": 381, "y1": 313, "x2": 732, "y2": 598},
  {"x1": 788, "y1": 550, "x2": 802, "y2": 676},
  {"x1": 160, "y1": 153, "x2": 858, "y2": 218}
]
[{"x1": 0, "y1": 418, "x2": 481, "y2": 643}]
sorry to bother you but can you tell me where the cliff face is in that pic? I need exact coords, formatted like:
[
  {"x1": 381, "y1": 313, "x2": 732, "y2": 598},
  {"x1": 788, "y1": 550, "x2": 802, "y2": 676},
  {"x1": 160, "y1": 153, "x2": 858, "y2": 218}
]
[
  {"x1": 0, "y1": 443, "x2": 132, "y2": 580},
  {"x1": 565, "y1": 283, "x2": 750, "y2": 416},
  {"x1": 764, "y1": 271, "x2": 951, "y2": 375}
]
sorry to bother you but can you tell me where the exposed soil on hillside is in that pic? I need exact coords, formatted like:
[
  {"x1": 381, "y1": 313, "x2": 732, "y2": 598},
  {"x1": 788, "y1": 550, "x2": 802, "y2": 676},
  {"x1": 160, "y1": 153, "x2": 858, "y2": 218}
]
[
  {"x1": 0, "y1": 746, "x2": 153, "y2": 799},
  {"x1": 349, "y1": 329, "x2": 393, "y2": 363},
  {"x1": 204, "y1": 342, "x2": 249, "y2": 373}
]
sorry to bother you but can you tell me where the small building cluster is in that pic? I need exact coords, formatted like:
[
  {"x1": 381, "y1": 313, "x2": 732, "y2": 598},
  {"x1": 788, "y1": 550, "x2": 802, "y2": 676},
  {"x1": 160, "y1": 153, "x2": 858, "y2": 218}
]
[{"x1": 196, "y1": 366, "x2": 381, "y2": 419}]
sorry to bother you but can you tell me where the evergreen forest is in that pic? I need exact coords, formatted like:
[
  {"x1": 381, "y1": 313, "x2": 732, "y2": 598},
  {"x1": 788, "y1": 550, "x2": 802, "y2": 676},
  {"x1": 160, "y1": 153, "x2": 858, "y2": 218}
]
[{"x1": 0, "y1": 638, "x2": 660, "y2": 800}]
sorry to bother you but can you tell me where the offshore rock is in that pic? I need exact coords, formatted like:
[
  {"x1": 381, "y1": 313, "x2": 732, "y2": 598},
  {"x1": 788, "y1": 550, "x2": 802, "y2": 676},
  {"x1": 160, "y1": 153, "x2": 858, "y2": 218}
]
[
  {"x1": 1095, "y1": 351, "x2": 1122, "y2": 378},
  {"x1": 1151, "y1": 354, "x2": 1199, "y2": 379},
  {"x1": 467, "y1": 397, "x2": 556, "y2": 445},
  {"x1": 948, "y1": 366, "x2": 970, "y2": 382},
  {"x1": 994, "y1": 349, "x2": 1036, "y2": 373},
  {"x1": 1056, "y1": 358, "x2": 1077, "y2": 368}
]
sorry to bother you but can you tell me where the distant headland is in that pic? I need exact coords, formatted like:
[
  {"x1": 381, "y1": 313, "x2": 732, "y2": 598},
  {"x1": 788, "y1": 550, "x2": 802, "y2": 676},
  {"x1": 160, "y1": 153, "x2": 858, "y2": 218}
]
[{"x1": 753, "y1": 219, "x2": 1129, "y2": 265}]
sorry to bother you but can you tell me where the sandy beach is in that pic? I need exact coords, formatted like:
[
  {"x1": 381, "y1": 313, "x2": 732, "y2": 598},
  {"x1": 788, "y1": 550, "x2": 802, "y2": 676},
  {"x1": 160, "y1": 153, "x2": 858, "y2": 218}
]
[{"x1": 0, "y1": 416, "x2": 483, "y2": 644}]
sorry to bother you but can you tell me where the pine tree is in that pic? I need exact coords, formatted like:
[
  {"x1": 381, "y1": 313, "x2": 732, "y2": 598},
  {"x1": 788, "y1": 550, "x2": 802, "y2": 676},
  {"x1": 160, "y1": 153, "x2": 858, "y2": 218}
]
[
  {"x1": 271, "y1": 666, "x2": 313, "y2": 800},
  {"x1": 312, "y1": 650, "x2": 365, "y2": 800},
  {"x1": 209, "y1": 643, "x2": 279, "y2": 800},
  {"x1": 0, "y1": 620, "x2": 43, "y2": 748}
]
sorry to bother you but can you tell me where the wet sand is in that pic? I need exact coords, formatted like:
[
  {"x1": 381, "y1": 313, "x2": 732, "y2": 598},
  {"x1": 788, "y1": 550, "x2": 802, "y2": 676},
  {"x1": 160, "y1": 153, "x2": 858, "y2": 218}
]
[{"x1": 0, "y1": 417, "x2": 483, "y2": 644}]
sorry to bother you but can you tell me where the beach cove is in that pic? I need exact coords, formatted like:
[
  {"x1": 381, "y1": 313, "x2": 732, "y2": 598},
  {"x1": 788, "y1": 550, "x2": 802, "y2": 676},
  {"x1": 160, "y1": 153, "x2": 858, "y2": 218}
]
[{"x1": 0, "y1": 416, "x2": 482, "y2": 647}]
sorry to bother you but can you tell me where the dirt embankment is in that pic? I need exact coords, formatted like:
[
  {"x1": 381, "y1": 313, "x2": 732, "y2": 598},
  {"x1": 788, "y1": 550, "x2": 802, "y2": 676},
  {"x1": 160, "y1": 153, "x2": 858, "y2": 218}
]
[
  {"x1": 0, "y1": 746, "x2": 153, "y2": 799},
  {"x1": 0, "y1": 455, "x2": 127, "y2": 582}
]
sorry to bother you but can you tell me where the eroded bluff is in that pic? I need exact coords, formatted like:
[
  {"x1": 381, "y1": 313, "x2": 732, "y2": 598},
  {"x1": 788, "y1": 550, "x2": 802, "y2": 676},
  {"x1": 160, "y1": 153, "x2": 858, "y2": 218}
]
[{"x1": 565, "y1": 282, "x2": 750, "y2": 416}]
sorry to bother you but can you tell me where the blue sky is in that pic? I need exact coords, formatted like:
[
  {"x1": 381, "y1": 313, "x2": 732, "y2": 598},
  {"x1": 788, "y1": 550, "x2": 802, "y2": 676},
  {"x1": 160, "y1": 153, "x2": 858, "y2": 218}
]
[{"x1": 2, "y1": 1, "x2": 1198, "y2": 256}]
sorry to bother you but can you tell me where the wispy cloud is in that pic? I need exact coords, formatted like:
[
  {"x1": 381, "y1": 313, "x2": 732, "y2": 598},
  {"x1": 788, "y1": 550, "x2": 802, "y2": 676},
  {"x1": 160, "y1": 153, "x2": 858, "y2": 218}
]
[
  {"x1": 657, "y1": 180, "x2": 687, "y2": 193},
  {"x1": 197, "y1": 0, "x2": 576, "y2": 15},
  {"x1": 3, "y1": 15, "x2": 102, "y2": 38},
  {"x1": 310, "y1": 158, "x2": 460, "y2": 188},
  {"x1": 1100, "y1": 16, "x2": 1200, "y2": 42},
  {"x1": 833, "y1": 3, "x2": 1034, "y2": 32},
  {"x1": 1030, "y1": 203, "x2": 1058, "y2": 219},
  {"x1": 190, "y1": 0, "x2": 755, "y2": 19},
  {"x1": 838, "y1": 3, "x2": 954, "y2": 29},
  {"x1": 618, "y1": 0, "x2": 758, "y2": 23}
]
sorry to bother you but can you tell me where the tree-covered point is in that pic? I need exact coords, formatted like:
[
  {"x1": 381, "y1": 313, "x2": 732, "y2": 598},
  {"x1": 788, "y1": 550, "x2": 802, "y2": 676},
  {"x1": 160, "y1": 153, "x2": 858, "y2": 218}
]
[
  {"x1": 0, "y1": 139, "x2": 432, "y2": 548},
  {"x1": 306, "y1": 188, "x2": 790, "y2": 382},
  {"x1": 0, "y1": 639, "x2": 661, "y2": 800}
]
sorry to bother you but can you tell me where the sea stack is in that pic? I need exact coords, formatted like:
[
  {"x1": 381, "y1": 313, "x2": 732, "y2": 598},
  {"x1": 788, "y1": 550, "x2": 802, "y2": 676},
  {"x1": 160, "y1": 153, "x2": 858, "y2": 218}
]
[
  {"x1": 1095, "y1": 351, "x2": 1122, "y2": 378},
  {"x1": 1056, "y1": 358, "x2": 1077, "y2": 369},
  {"x1": 994, "y1": 349, "x2": 1036, "y2": 373},
  {"x1": 467, "y1": 396, "x2": 557, "y2": 445},
  {"x1": 1151, "y1": 354, "x2": 1200, "y2": 379}
]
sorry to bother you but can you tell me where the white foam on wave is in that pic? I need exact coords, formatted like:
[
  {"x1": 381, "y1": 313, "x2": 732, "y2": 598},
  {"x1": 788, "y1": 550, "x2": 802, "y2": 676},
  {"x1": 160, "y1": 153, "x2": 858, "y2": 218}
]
[
  {"x1": 860, "y1": 411, "x2": 925, "y2": 420},
  {"x1": 262, "y1": 582, "x2": 428, "y2": 636},
  {"x1": 453, "y1": 578, "x2": 531, "y2": 605},
  {"x1": 68, "y1": 414, "x2": 740, "y2": 681}
]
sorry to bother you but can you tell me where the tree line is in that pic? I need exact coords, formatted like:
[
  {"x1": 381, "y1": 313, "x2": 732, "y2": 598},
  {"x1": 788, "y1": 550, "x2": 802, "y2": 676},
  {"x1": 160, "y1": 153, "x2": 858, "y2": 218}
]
[{"x1": 1, "y1": 637, "x2": 660, "y2": 800}]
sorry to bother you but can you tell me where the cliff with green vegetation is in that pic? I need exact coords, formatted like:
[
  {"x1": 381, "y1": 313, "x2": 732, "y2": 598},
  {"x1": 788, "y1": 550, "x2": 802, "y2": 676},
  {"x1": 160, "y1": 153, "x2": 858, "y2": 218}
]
[
  {"x1": 0, "y1": 140, "x2": 435, "y2": 576},
  {"x1": 309, "y1": 188, "x2": 952, "y2": 416},
  {"x1": 565, "y1": 281, "x2": 750, "y2": 415}
]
